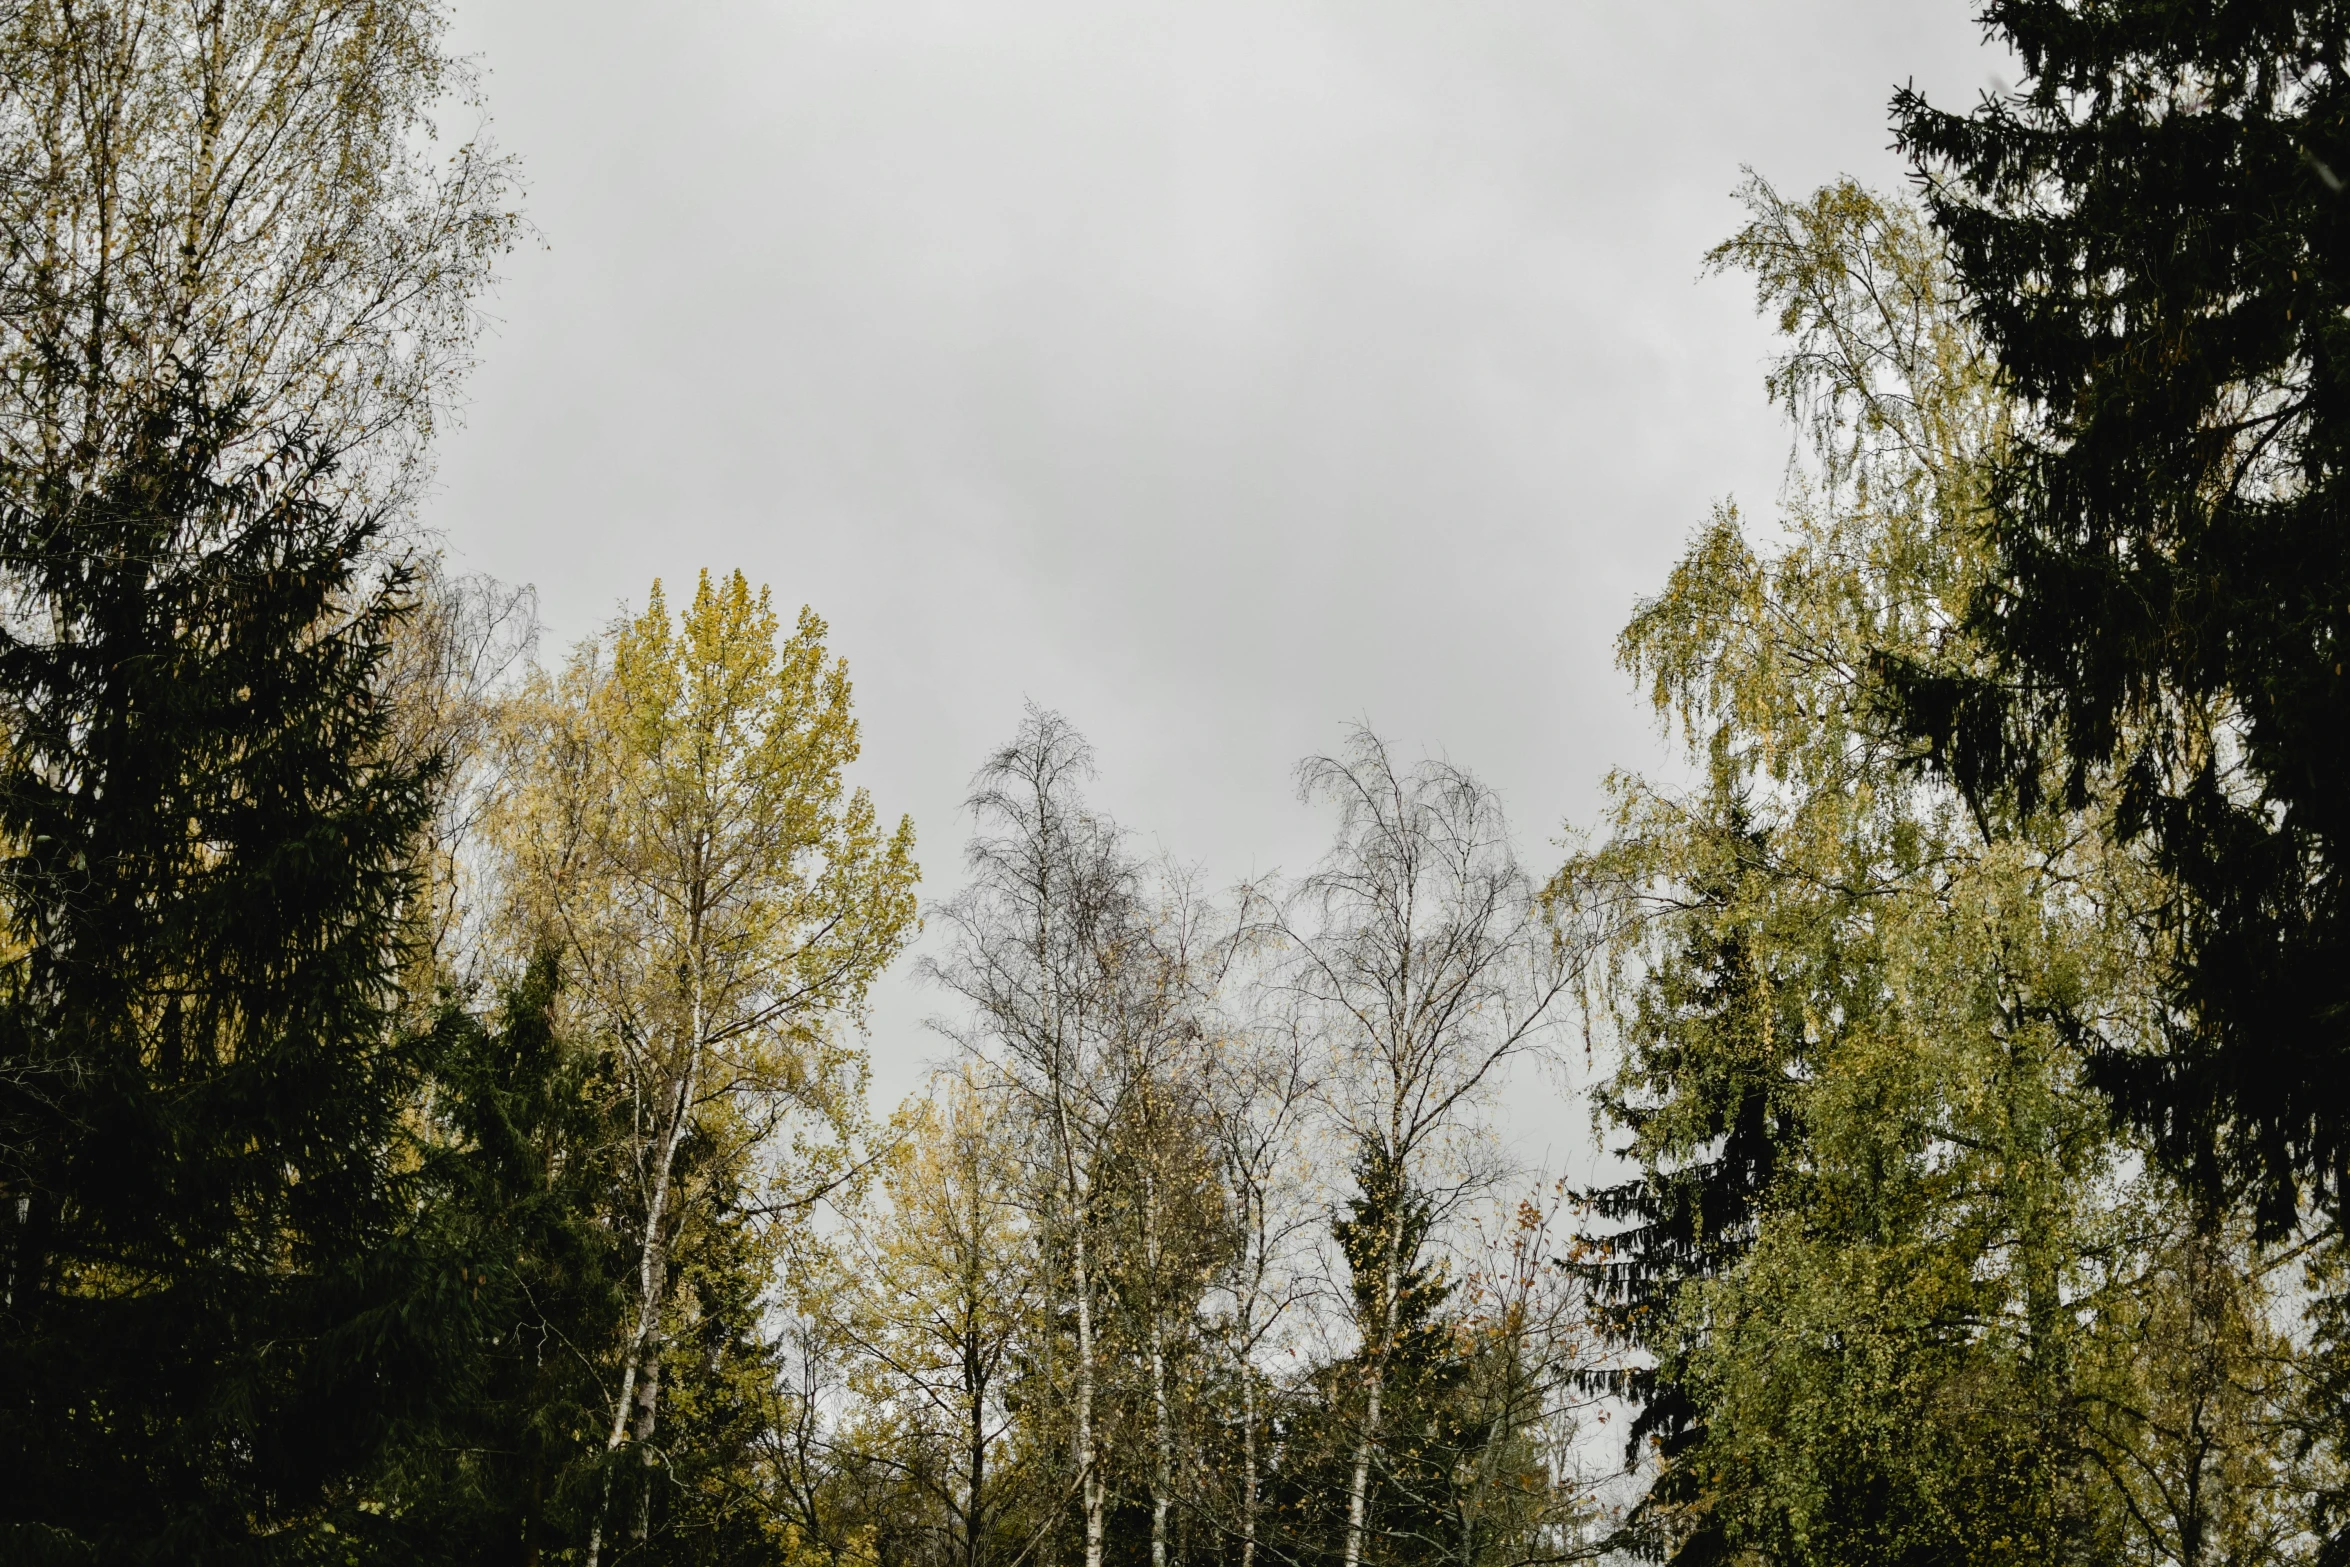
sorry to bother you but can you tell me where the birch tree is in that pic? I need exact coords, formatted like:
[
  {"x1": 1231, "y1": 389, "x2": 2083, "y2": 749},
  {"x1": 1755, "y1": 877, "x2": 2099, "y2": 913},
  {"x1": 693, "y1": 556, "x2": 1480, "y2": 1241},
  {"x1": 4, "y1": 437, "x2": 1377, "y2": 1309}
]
[
  {"x1": 0, "y1": 0, "x2": 517, "y2": 522},
  {"x1": 1100, "y1": 972, "x2": 1230, "y2": 1567},
  {"x1": 1278, "y1": 732, "x2": 1576, "y2": 1567},
  {"x1": 1201, "y1": 958, "x2": 1322, "y2": 1567},
  {"x1": 380, "y1": 564, "x2": 538, "y2": 988},
  {"x1": 928, "y1": 708, "x2": 1142, "y2": 1567},
  {"x1": 491, "y1": 570, "x2": 918, "y2": 1567}
]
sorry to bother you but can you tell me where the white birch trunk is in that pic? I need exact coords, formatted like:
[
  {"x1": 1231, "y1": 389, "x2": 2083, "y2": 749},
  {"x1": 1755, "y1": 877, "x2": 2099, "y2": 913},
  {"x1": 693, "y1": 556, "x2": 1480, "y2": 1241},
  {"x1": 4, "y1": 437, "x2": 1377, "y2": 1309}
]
[
  {"x1": 1342, "y1": 1226, "x2": 1403, "y2": 1567},
  {"x1": 1151, "y1": 1316, "x2": 1172, "y2": 1567},
  {"x1": 1240, "y1": 1364, "x2": 1259, "y2": 1567},
  {"x1": 1139, "y1": 1158, "x2": 1175, "y2": 1567},
  {"x1": 587, "y1": 973, "x2": 706, "y2": 1567},
  {"x1": 1072, "y1": 1221, "x2": 1104, "y2": 1567}
]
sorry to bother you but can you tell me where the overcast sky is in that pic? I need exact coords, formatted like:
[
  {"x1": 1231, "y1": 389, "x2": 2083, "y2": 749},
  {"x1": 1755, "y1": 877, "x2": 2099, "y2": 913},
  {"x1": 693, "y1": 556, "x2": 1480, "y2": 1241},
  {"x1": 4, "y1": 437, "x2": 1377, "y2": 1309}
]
[{"x1": 431, "y1": 0, "x2": 2010, "y2": 1146}]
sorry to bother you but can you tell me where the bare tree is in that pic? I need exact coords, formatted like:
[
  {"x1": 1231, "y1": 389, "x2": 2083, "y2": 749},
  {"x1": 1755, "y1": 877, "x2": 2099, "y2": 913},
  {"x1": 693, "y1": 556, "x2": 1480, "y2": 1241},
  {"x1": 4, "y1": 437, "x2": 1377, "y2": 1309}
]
[
  {"x1": 1275, "y1": 729, "x2": 1578, "y2": 1567},
  {"x1": 928, "y1": 708, "x2": 1141, "y2": 1567},
  {"x1": 1200, "y1": 935, "x2": 1324, "y2": 1567},
  {"x1": 929, "y1": 710, "x2": 1237, "y2": 1567},
  {"x1": 378, "y1": 562, "x2": 537, "y2": 985}
]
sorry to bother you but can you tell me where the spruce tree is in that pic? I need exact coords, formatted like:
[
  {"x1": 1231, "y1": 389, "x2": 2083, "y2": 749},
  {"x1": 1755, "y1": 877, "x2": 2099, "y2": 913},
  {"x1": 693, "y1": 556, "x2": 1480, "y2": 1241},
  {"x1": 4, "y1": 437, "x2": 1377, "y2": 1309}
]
[
  {"x1": 1892, "y1": 1, "x2": 2350, "y2": 1229},
  {"x1": 1571, "y1": 804, "x2": 1805, "y2": 1567},
  {"x1": 389, "y1": 956, "x2": 631, "y2": 1566},
  {"x1": 0, "y1": 390, "x2": 447, "y2": 1559},
  {"x1": 1263, "y1": 1148, "x2": 1478, "y2": 1567}
]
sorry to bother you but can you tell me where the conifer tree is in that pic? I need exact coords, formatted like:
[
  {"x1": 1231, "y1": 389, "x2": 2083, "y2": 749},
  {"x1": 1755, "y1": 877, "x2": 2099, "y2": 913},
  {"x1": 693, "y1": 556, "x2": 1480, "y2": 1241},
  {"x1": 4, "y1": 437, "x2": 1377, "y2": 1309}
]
[
  {"x1": 1325, "y1": 1148, "x2": 1472, "y2": 1567},
  {"x1": 390, "y1": 955, "x2": 631, "y2": 1565},
  {"x1": 0, "y1": 1, "x2": 513, "y2": 1550},
  {"x1": 1569, "y1": 802, "x2": 1805, "y2": 1566},
  {"x1": 0, "y1": 392, "x2": 449, "y2": 1559},
  {"x1": 1891, "y1": 0, "x2": 2350, "y2": 1230}
]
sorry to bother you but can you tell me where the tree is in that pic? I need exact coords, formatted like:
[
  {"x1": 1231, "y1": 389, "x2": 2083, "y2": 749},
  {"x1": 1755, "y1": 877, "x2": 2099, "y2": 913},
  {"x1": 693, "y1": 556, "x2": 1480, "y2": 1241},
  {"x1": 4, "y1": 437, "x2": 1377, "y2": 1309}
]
[
  {"x1": 1198, "y1": 968, "x2": 1322, "y2": 1567},
  {"x1": 1276, "y1": 731, "x2": 1576, "y2": 1567},
  {"x1": 0, "y1": 395, "x2": 453, "y2": 1560},
  {"x1": 1094, "y1": 877, "x2": 1234, "y2": 1567},
  {"x1": 841, "y1": 1065, "x2": 1041, "y2": 1567},
  {"x1": 1554, "y1": 174, "x2": 2315, "y2": 1567},
  {"x1": 1438, "y1": 1193, "x2": 1608, "y2": 1567},
  {"x1": 1890, "y1": 1, "x2": 2350, "y2": 1234},
  {"x1": 2074, "y1": 1204, "x2": 2308, "y2": 1567},
  {"x1": 0, "y1": 5, "x2": 514, "y2": 1548},
  {"x1": 1327, "y1": 1146, "x2": 1474, "y2": 1567},
  {"x1": 928, "y1": 708, "x2": 1142, "y2": 1567},
  {"x1": 380, "y1": 564, "x2": 540, "y2": 992},
  {"x1": 0, "y1": 0, "x2": 515, "y2": 516},
  {"x1": 1251, "y1": 1166, "x2": 1596, "y2": 1567},
  {"x1": 490, "y1": 569, "x2": 918, "y2": 1567},
  {"x1": 390, "y1": 955, "x2": 631, "y2": 1566},
  {"x1": 636, "y1": 1137, "x2": 806, "y2": 1567},
  {"x1": 1565, "y1": 802, "x2": 1805, "y2": 1567}
]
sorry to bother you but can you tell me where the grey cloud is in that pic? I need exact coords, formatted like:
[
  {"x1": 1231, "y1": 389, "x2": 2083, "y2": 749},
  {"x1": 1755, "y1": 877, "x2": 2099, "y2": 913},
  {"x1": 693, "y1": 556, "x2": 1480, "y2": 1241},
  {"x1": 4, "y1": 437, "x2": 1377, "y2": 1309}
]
[{"x1": 433, "y1": 0, "x2": 2007, "y2": 1129}]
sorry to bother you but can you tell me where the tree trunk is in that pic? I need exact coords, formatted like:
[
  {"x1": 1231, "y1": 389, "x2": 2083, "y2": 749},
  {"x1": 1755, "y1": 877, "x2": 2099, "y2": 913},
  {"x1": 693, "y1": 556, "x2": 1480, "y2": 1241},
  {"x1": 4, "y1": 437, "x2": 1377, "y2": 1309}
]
[
  {"x1": 1073, "y1": 1221, "x2": 1104, "y2": 1567},
  {"x1": 586, "y1": 1019, "x2": 701, "y2": 1567},
  {"x1": 1343, "y1": 1225, "x2": 1403, "y2": 1567},
  {"x1": 1343, "y1": 1370, "x2": 1386, "y2": 1567},
  {"x1": 1050, "y1": 1066, "x2": 1105, "y2": 1567},
  {"x1": 1146, "y1": 1166, "x2": 1173, "y2": 1567},
  {"x1": 523, "y1": 1451, "x2": 545, "y2": 1567},
  {"x1": 630, "y1": 1354, "x2": 663, "y2": 1544},
  {"x1": 1240, "y1": 1364, "x2": 1259, "y2": 1567},
  {"x1": 965, "y1": 1312, "x2": 988, "y2": 1567},
  {"x1": 1151, "y1": 1311, "x2": 1172, "y2": 1567},
  {"x1": 3, "y1": 1194, "x2": 36, "y2": 1313}
]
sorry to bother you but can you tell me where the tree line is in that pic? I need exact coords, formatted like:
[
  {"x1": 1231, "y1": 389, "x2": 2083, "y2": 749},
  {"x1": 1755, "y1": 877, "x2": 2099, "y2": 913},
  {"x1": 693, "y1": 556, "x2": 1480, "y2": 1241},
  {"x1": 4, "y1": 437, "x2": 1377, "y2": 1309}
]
[{"x1": 7, "y1": 5, "x2": 2350, "y2": 1567}]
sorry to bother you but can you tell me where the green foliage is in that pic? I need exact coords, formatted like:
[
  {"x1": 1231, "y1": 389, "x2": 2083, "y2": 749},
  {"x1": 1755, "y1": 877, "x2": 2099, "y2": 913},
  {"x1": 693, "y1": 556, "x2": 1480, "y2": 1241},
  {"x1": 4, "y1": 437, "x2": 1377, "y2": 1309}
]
[
  {"x1": 1557, "y1": 175, "x2": 2230, "y2": 1567},
  {"x1": 1327, "y1": 1150, "x2": 1478, "y2": 1567},
  {"x1": 16, "y1": 8, "x2": 2350, "y2": 1564},
  {"x1": 635, "y1": 1166, "x2": 801, "y2": 1567},
  {"x1": 1571, "y1": 804, "x2": 1805, "y2": 1556},
  {"x1": 0, "y1": 0, "x2": 515, "y2": 1549},
  {"x1": 383, "y1": 958, "x2": 816, "y2": 1567}
]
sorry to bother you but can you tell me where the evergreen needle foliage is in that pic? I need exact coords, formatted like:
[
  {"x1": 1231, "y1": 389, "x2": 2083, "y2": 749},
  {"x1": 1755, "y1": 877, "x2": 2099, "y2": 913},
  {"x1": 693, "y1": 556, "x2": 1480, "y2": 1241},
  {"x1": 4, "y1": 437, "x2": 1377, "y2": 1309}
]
[
  {"x1": 1892, "y1": 0, "x2": 2350, "y2": 1233},
  {"x1": 0, "y1": 391, "x2": 449, "y2": 1559}
]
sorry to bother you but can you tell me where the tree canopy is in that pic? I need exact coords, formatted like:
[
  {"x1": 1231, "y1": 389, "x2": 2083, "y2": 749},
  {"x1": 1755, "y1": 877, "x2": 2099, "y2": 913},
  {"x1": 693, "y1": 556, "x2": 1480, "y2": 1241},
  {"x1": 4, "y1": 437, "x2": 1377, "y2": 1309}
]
[{"x1": 9, "y1": 6, "x2": 2350, "y2": 1567}]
